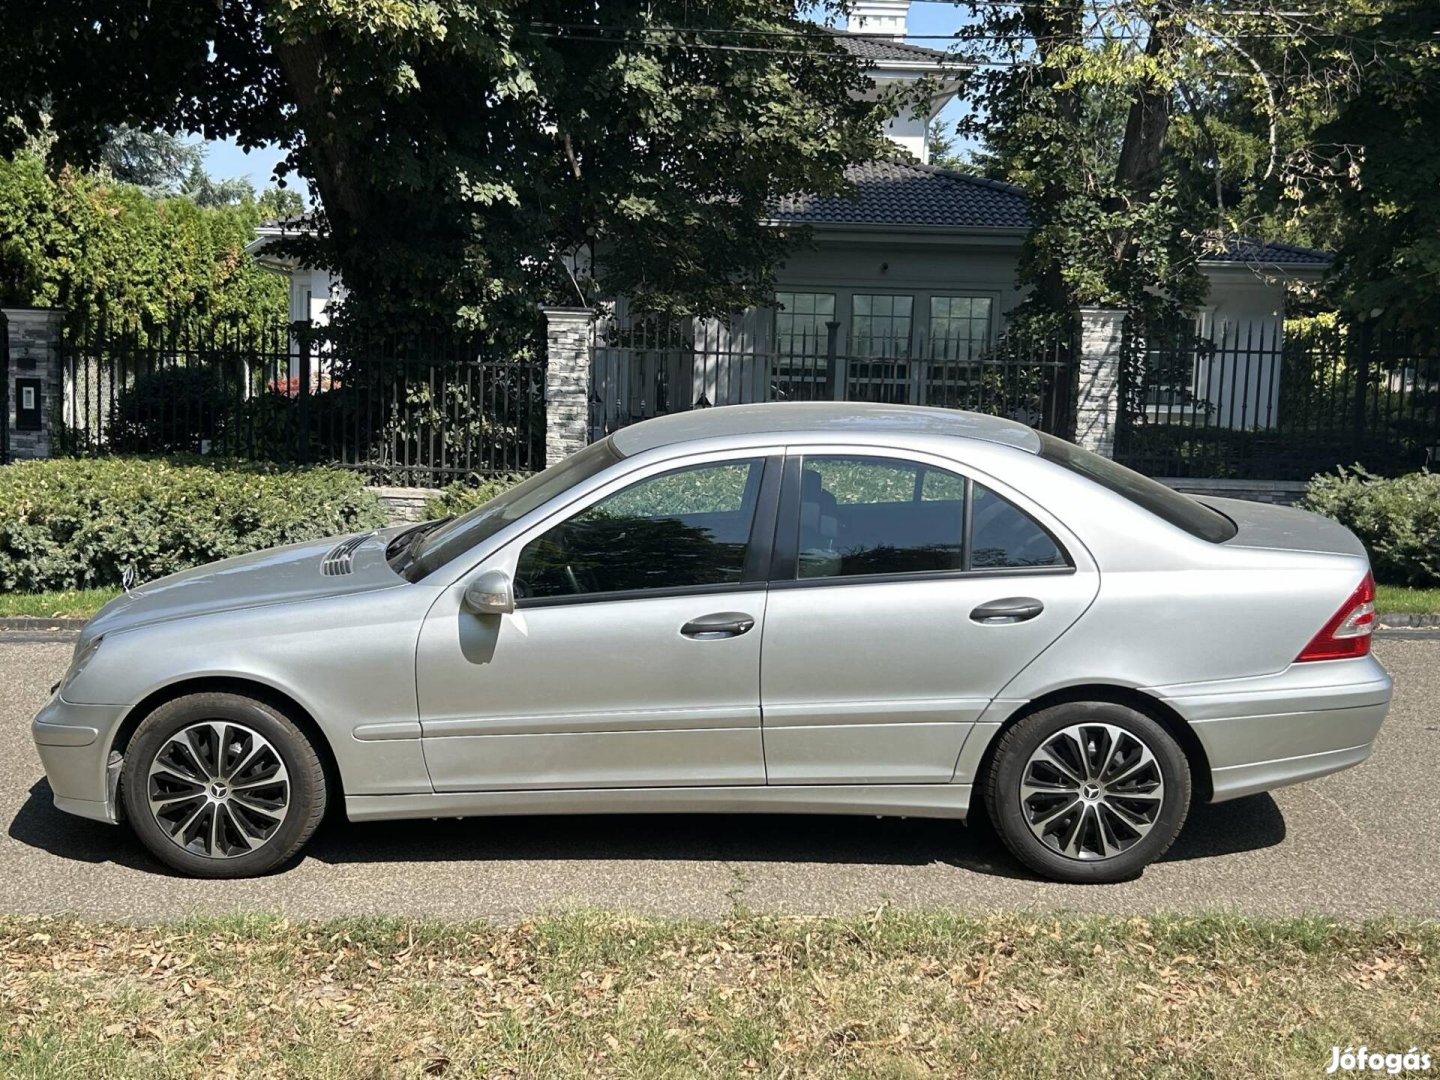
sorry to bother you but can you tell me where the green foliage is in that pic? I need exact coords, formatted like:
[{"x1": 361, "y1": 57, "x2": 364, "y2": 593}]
[
  {"x1": 424, "y1": 475, "x2": 529, "y2": 519},
  {"x1": 1320, "y1": 0, "x2": 1440, "y2": 326},
  {"x1": 98, "y1": 126, "x2": 202, "y2": 195},
  {"x1": 0, "y1": 458, "x2": 388, "y2": 593},
  {"x1": 1302, "y1": 467, "x2": 1440, "y2": 586},
  {"x1": 109, "y1": 367, "x2": 232, "y2": 454},
  {"x1": 0, "y1": 2, "x2": 890, "y2": 332},
  {"x1": 0, "y1": 151, "x2": 287, "y2": 333}
]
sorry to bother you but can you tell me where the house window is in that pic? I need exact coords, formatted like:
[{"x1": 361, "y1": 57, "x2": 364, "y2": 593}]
[
  {"x1": 927, "y1": 296, "x2": 992, "y2": 361},
  {"x1": 775, "y1": 292, "x2": 835, "y2": 353},
  {"x1": 851, "y1": 294, "x2": 914, "y2": 359},
  {"x1": 849, "y1": 294, "x2": 914, "y2": 403},
  {"x1": 773, "y1": 292, "x2": 836, "y2": 401}
]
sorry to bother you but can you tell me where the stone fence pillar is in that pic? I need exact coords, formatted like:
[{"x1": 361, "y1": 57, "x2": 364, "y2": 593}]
[
  {"x1": 1074, "y1": 306, "x2": 1125, "y2": 458},
  {"x1": 4, "y1": 307, "x2": 65, "y2": 461},
  {"x1": 541, "y1": 305, "x2": 595, "y2": 467}
]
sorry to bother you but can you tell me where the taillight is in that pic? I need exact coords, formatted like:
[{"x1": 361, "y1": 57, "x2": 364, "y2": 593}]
[{"x1": 1295, "y1": 571, "x2": 1376, "y2": 662}]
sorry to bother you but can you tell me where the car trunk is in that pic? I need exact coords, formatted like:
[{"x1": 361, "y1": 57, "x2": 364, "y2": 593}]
[{"x1": 1198, "y1": 496, "x2": 1368, "y2": 559}]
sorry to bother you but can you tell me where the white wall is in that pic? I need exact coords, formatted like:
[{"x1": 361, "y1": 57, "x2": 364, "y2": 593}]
[{"x1": 1192, "y1": 270, "x2": 1291, "y2": 430}]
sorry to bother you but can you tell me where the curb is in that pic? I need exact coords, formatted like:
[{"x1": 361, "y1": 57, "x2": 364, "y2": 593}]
[
  {"x1": 1376, "y1": 613, "x2": 1440, "y2": 628},
  {"x1": 0, "y1": 617, "x2": 89, "y2": 631}
]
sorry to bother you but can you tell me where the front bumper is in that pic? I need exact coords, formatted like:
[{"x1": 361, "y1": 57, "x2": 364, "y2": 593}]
[
  {"x1": 1152, "y1": 655, "x2": 1392, "y2": 802},
  {"x1": 31, "y1": 695, "x2": 129, "y2": 824}
]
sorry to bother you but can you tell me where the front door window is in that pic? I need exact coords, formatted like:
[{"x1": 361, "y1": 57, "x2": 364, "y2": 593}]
[{"x1": 514, "y1": 458, "x2": 767, "y2": 600}]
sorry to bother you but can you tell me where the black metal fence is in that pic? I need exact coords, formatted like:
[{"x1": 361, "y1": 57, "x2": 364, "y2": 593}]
[
  {"x1": 56, "y1": 317, "x2": 546, "y2": 485},
  {"x1": 0, "y1": 309, "x2": 9, "y2": 466},
  {"x1": 591, "y1": 316, "x2": 1076, "y2": 440},
  {"x1": 1116, "y1": 317, "x2": 1440, "y2": 480}
]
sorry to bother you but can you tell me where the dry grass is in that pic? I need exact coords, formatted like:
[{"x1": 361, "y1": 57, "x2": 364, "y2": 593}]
[{"x1": 1, "y1": 912, "x2": 1437, "y2": 1078}]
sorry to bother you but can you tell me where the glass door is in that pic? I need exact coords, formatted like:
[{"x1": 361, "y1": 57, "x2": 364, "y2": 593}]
[{"x1": 848, "y1": 294, "x2": 915, "y2": 403}]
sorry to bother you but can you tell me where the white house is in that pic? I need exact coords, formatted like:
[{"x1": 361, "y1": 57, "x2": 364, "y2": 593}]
[{"x1": 247, "y1": 0, "x2": 1328, "y2": 435}]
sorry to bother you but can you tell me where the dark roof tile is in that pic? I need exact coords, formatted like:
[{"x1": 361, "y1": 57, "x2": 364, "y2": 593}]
[{"x1": 774, "y1": 160, "x2": 1030, "y2": 229}]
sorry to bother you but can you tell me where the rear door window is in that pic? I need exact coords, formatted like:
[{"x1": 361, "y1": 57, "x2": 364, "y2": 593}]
[{"x1": 782, "y1": 454, "x2": 1070, "y2": 581}]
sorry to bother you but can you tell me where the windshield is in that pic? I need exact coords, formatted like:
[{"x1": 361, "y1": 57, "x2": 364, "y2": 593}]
[
  {"x1": 405, "y1": 438, "x2": 625, "y2": 581},
  {"x1": 1037, "y1": 432, "x2": 1238, "y2": 543}
]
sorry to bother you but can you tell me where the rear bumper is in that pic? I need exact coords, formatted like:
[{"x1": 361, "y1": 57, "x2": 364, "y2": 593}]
[
  {"x1": 1151, "y1": 655, "x2": 1392, "y2": 803},
  {"x1": 31, "y1": 695, "x2": 128, "y2": 824}
]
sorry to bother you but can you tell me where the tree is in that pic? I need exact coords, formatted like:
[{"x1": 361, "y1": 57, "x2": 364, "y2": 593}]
[
  {"x1": 98, "y1": 126, "x2": 202, "y2": 195},
  {"x1": 0, "y1": 150, "x2": 288, "y2": 333},
  {"x1": 1319, "y1": 0, "x2": 1440, "y2": 325},
  {"x1": 925, "y1": 119, "x2": 969, "y2": 170},
  {"x1": 179, "y1": 161, "x2": 262, "y2": 208},
  {"x1": 946, "y1": 0, "x2": 1372, "y2": 324},
  {"x1": 1, "y1": 1, "x2": 891, "y2": 332}
]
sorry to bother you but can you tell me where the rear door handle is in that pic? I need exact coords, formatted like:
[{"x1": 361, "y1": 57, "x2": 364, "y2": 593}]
[
  {"x1": 970, "y1": 597, "x2": 1044, "y2": 625},
  {"x1": 681, "y1": 612, "x2": 756, "y2": 639}
]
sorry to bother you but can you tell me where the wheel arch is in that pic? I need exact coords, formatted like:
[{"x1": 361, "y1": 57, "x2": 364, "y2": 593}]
[
  {"x1": 971, "y1": 684, "x2": 1213, "y2": 817},
  {"x1": 110, "y1": 677, "x2": 344, "y2": 804}
]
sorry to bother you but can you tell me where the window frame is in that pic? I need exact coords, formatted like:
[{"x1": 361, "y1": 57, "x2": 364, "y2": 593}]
[
  {"x1": 767, "y1": 448, "x2": 1074, "y2": 588},
  {"x1": 506, "y1": 449, "x2": 785, "y2": 609}
]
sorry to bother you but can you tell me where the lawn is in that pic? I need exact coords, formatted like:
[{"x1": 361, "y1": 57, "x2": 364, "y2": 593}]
[
  {"x1": 0, "y1": 588, "x2": 120, "y2": 619},
  {"x1": 1374, "y1": 584, "x2": 1440, "y2": 616},
  {"x1": 1, "y1": 913, "x2": 1435, "y2": 1079},
  {"x1": 3, "y1": 582, "x2": 1439, "y2": 621}
]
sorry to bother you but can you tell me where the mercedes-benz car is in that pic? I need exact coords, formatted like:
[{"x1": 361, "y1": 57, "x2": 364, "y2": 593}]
[{"x1": 32, "y1": 403, "x2": 1391, "y2": 882}]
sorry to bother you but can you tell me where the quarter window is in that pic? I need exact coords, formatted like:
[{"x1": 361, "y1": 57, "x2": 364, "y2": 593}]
[
  {"x1": 970, "y1": 484, "x2": 1066, "y2": 569},
  {"x1": 515, "y1": 459, "x2": 765, "y2": 600}
]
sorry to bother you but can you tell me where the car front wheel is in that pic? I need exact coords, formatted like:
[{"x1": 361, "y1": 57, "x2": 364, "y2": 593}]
[
  {"x1": 121, "y1": 692, "x2": 327, "y2": 878},
  {"x1": 983, "y1": 701, "x2": 1191, "y2": 884}
]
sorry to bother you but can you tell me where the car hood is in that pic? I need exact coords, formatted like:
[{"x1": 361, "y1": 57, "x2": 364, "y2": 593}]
[{"x1": 81, "y1": 528, "x2": 408, "y2": 643}]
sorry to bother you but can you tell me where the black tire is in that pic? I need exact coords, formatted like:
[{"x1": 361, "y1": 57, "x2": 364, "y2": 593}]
[
  {"x1": 121, "y1": 692, "x2": 328, "y2": 878},
  {"x1": 983, "y1": 701, "x2": 1190, "y2": 884}
]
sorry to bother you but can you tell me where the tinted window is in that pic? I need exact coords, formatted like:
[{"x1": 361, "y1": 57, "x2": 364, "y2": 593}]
[
  {"x1": 796, "y1": 456, "x2": 965, "y2": 579},
  {"x1": 515, "y1": 459, "x2": 764, "y2": 599},
  {"x1": 406, "y1": 438, "x2": 624, "y2": 580},
  {"x1": 971, "y1": 484, "x2": 1067, "y2": 569},
  {"x1": 1037, "y1": 432, "x2": 1237, "y2": 542}
]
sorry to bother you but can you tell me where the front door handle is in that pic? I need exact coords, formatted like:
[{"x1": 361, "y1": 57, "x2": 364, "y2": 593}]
[
  {"x1": 970, "y1": 597, "x2": 1044, "y2": 625},
  {"x1": 681, "y1": 612, "x2": 756, "y2": 639}
]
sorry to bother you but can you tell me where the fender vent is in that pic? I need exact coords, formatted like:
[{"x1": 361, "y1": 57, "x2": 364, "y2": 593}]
[{"x1": 321, "y1": 534, "x2": 370, "y2": 576}]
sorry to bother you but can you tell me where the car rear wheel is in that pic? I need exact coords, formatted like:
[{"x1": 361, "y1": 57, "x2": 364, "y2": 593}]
[
  {"x1": 983, "y1": 701, "x2": 1190, "y2": 884},
  {"x1": 121, "y1": 692, "x2": 327, "y2": 878}
]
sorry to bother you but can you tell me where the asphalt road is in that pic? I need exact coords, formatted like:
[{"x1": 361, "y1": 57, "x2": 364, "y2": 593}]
[{"x1": 1, "y1": 633, "x2": 1436, "y2": 921}]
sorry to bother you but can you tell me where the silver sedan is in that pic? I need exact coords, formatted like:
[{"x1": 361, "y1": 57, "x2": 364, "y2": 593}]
[{"x1": 32, "y1": 403, "x2": 1391, "y2": 882}]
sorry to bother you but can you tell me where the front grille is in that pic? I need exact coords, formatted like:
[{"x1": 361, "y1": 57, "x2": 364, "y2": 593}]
[{"x1": 321, "y1": 534, "x2": 371, "y2": 576}]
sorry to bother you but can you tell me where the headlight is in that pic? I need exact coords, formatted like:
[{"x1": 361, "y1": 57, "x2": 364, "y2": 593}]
[{"x1": 60, "y1": 635, "x2": 104, "y2": 692}]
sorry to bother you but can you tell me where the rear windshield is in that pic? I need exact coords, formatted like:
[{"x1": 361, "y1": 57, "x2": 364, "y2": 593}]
[{"x1": 1037, "y1": 433, "x2": 1238, "y2": 543}]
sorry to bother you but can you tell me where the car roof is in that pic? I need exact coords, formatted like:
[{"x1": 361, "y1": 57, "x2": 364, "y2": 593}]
[{"x1": 608, "y1": 402, "x2": 1043, "y2": 456}]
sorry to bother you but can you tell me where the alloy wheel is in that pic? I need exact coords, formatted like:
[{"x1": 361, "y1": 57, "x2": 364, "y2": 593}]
[
  {"x1": 145, "y1": 721, "x2": 291, "y2": 859},
  {"x1": 1018, "y1": 722, "x2": 1165, "y2": 861}
]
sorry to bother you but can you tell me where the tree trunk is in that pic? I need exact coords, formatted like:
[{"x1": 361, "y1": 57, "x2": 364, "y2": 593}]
[
  {"x1": 1109, "y1": 8, "x2": 1184, "y2": 262},
  {"x1": 270, "y1": 33, "x2": 375, "y2": 299},
  {"x1": 1022, "y1": 1, "x2": 1084, "y2": 315}
]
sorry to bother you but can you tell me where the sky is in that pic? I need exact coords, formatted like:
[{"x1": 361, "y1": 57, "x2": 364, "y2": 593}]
[{"x1": 198, "y1": 1, "x2": 968, "y2": 209}]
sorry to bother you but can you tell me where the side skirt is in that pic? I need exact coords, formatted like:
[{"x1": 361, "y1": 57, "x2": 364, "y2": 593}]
[{"x1": 346, "y1": 783, "x2": 973, "y2": 823}]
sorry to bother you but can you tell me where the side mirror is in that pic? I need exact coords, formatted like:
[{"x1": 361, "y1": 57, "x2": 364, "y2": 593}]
[{"x1": 462, "y1": 570, "x2": 515, "y2": 615}]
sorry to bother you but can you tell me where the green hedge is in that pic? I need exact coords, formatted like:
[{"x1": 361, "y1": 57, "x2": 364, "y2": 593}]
[
  {"x1": 424, "y1": 475, "x2": 529, "y2": 519},
  {"x1": 1302, "y1": 467, "x2": 1440, "y2": 587},
  {"x1": 0, "y1": 457, "x2": 389, "y2": 593}
]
